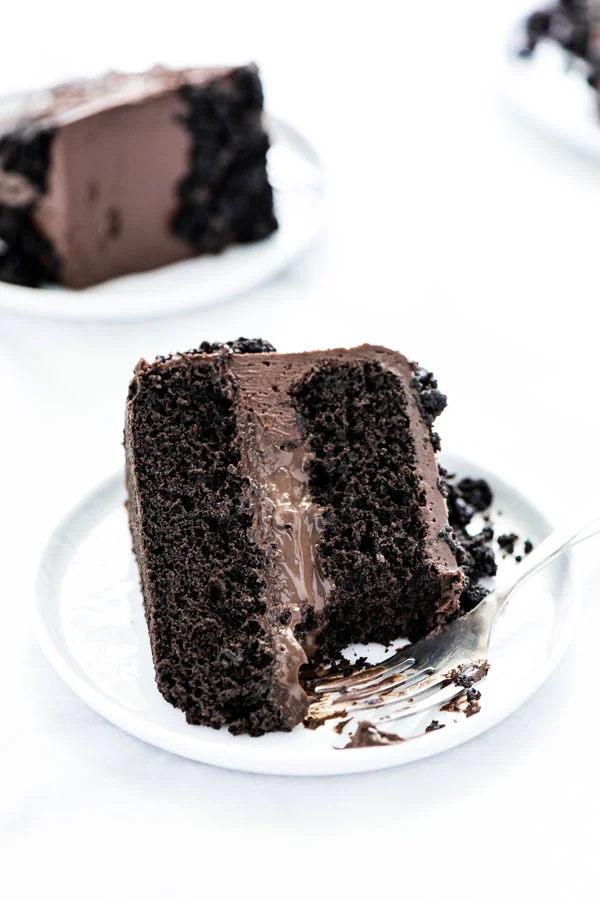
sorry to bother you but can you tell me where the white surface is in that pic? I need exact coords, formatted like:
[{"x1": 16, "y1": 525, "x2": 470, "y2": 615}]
[
  {"x1": 502, "y1": 38, "x2": 600, "y2": 162},
  {"x1": 0, "y1": 115, "x2": 324, "y2": 321},
  {"x1": 1, "y1": 0, "x2": 599, "y2": 896},
  {"x1": 35, "y1": 455, "x2": 573, "y2": 775}
]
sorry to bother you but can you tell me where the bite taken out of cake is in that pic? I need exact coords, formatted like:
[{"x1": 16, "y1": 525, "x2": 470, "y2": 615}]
[
  {"x1": 124, "y1": 339, "x2": 493, "y2": 737},
  {"x1": 0, "y1": 65, "x2": 277, "y2": 289}
]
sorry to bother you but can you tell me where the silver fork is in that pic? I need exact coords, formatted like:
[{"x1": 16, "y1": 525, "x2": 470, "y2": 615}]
[{"x1": 311, "y1": 517, "x2": 600, "y2": 727}]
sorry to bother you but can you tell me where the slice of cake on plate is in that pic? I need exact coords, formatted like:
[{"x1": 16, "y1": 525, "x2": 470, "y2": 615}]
[
  {"x1": 0, "y1": 65, "x2": 277, "y2": 289},
  {"x1": 125, "y1": 340, "x2": 475, "y2": 736}
]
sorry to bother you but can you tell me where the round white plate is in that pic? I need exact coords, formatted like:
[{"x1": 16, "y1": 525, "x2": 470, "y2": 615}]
[
  {"x1": 501, "y1": 31, "x2": 600, "y2": 161},
  {"x1": 34, "y1": 453, "x2": 578, "y2": 776},
  {"x1": 0, "y1": 113, "x2": 324, "y2": 322}
]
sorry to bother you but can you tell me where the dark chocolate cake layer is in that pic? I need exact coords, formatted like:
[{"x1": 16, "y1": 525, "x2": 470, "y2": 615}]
[
  {"x1": 125, "y1": 341, "x2": 465, "y2": 736},
  {"x1": 0, "y1": 65, "x2": 277, "y2": 289},
  {"x1": 290, "y1": 358, "x2": 461, "y2": 647}
]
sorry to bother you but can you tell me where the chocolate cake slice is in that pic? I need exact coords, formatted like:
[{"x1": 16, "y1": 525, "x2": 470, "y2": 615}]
[
  {"x1": 125, "y1": 340, "x2": 466, "y2": 736},
  {"x1": 0, "y1": 65, "x2": 277, "y2": 289}
]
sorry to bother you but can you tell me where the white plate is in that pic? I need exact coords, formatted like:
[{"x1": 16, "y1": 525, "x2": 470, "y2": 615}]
[
  {"x1": 501, "y1": 31, "x2": 600, "y2": 161},
  {"x1": 0, "y1": 113, "x2": 324, "y2": 322},
  {"x1": 34, "y1": 453, "x2": 578, "y2": 776}
]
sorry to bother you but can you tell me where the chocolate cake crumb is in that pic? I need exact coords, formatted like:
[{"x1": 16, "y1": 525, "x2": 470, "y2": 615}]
[
  {"x1": 431, "y1": 658, "x2": 490, "y2": 721},
  {"x1": 443, "y1": 475, "x2": 497, "y2": 614},
  {"x1": 460, "y1": 583, "x2": 489, "y2": 614},
  {"x1": 442, "y1": 690, "x2": 482, "y2": 718},
  {"x1": 524, "y1": 539, "x2": 534, "y2": 554},
  {"x1": 411, "y1": 367, "x2": 448, "y2": 427},
  {"x1": 197, "y1": 338, "x2": 277, "y2": 357},
  {"x1": 444, "y1": 660, "x2": 490, "y2": 690},
  {"x1": 226, "y1": 337, "x2": 276, "y2": 355},
  {"x1": 457, "y1": 477, "x2": 494, "y2": 512},
  {"x1": 425, "y1": 719, "x2": 445, "y2": 732},
  {"x1": 446, "y1": 476, "x2": 493, "y2": 530},
  {"x1": 520, "y1": 1, "x2": 600, "y2": 85},
  {"x1": 334, "y1": 718, "x2": 351, "y2": 735},
  {"x1": 459, "y1": 527, "x2": 497, "y2": 576},
  {"x1": 342, "y1": 721, "x2": 404, "y2": 749},
  {"x1": 498, "y1": 533, "x2": 518, "y2": 555},
  {"x1": 303, "y1": 709, "x2": 347, "y2": 731},
  {"x1": 448, "y1": 495, "x2": 476, "y2": 530},
  {"x1": 516, "y1": 555, "x2": 522, "y2": 563},
  {"x1": 311, "y1": 655, "x2": 369, "y2": 683}
]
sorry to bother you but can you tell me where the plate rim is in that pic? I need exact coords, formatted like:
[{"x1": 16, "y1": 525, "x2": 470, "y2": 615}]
[
  {"x1": 0, "y1": 112, "x2": 324, "y2": 323},
  {"x1": 33, "y1": 453, "x2": 579, "y2": 776}
]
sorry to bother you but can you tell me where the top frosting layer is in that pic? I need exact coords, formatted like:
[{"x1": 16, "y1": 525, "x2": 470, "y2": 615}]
[{"x1": 0, "y1": 65, "x2": 233, "y2": 133}]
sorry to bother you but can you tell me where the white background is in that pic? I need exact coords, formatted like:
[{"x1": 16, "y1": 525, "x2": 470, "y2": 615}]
[{"x1": 1, "y1": 1, "x2": 599, "y2": 896}]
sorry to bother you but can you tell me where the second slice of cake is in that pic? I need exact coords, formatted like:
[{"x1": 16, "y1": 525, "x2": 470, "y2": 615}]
[
  {"x1": 125, "y1": 340, "x2": 465, "y2": 735},
  {"x1": 0, "y1": 65, "x2": 277, "y2": 288}
]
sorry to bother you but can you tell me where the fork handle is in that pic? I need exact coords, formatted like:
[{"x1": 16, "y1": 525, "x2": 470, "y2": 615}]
[{"x1": 492, "y1": 516, "x2": 600, "y2": 612}]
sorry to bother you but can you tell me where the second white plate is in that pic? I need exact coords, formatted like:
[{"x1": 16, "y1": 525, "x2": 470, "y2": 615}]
[
  {"x1": 0, "y1": 114, "x2": 324, "y2": 322},
  {"x1": 34, "y1": 453, "x2": 579, "y2": 776}
]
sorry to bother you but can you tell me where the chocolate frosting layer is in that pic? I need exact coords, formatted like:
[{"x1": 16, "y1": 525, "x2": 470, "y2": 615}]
[
  {"x1": 33, "y1": 90, "x2": 194, "y2": 288},
  {"x1": 0, "y1": 66, "x2": 230, "y2": 133}
]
